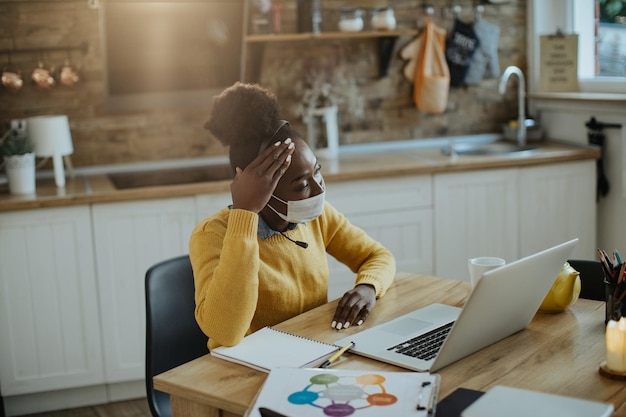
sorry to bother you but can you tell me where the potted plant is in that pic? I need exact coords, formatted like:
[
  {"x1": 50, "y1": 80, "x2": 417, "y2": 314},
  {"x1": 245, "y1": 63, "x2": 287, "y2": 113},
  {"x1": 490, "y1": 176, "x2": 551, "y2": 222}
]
[{"x1": 2, "y1": 126, "x2": 36, "y2": 194}]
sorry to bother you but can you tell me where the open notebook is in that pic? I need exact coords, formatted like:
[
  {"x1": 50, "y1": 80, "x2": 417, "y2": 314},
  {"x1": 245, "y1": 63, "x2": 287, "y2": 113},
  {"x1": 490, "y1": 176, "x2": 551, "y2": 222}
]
[{"x1": 211, "y1": 327, "x2": 339, "y2": 372}]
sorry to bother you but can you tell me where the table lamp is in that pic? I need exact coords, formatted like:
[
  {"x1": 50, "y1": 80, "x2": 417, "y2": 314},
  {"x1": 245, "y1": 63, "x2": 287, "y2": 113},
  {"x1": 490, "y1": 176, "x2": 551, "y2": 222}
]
[{"x1": 28, "y1": 115, "x2": 74, "y2": 188}]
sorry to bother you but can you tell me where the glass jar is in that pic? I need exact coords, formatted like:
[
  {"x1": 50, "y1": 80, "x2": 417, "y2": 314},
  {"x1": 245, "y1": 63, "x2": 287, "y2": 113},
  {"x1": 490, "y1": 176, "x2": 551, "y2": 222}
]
[
  {"x1": 605, "y1": 279, "x2": 626, "y2": 324},
  {"x1": 338, "y1": 8, "x2": 364, "y2": 32},
  {"x1": 371, "y1": 7, "x2": 396, "y2": 31},
  {"x1": 311, "y1": 0, "x2": 321, "y2": 34},
  {"x1": 297, "y1": 0, "x2": 321, "y2": 33}
]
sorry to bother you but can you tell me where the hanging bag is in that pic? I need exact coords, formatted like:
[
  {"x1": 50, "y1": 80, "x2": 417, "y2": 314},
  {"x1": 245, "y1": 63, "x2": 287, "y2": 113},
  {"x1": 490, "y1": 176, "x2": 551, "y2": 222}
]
[{"x1": 413, "y1": 21, "x2": 450, "y2": 114}]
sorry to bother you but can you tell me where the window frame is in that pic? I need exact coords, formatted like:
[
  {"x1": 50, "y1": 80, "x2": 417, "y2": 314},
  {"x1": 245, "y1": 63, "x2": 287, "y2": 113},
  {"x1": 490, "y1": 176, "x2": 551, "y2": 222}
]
[{"x1": 527, "y1": 0, "x2": 626, "y2": 95}]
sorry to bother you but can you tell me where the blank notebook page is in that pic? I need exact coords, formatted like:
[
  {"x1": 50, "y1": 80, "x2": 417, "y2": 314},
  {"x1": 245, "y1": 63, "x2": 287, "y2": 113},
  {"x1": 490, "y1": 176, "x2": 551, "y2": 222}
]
[{"x1": 210, "y1": 327, "x2": 339, "y2": 372}]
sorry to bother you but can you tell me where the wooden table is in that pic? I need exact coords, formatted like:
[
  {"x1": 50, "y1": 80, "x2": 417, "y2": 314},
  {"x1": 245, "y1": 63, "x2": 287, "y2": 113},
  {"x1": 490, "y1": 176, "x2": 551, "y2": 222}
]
[{"x1": 153, "y1": 272, "x2": 626, "y2": 417}]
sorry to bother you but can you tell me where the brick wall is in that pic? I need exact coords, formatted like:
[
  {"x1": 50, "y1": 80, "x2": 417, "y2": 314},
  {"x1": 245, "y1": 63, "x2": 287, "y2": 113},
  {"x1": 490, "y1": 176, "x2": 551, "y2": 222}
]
[{"x1": 0, "y1": 0, "x2": 526, "y2": 168}]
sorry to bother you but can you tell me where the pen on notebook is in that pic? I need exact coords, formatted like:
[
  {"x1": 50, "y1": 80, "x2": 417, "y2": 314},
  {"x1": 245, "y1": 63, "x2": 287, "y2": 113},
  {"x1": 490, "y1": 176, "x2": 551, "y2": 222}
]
[{"x1": 319, "y1": 341, "x2": 355, "y2": 368}]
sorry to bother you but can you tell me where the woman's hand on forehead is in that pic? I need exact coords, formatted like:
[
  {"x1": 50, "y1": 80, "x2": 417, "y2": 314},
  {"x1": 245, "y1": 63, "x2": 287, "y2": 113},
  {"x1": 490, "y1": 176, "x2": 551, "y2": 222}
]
[{"x1": 230, "y1": 138, "x2": 295, "y2": 213}]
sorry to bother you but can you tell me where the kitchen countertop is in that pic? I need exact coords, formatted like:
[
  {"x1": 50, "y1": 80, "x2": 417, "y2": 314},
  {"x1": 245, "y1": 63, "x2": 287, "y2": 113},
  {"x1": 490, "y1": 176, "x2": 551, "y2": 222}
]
[{"x1": 0, "y1": 139, "x2": 600, "y2": 213}]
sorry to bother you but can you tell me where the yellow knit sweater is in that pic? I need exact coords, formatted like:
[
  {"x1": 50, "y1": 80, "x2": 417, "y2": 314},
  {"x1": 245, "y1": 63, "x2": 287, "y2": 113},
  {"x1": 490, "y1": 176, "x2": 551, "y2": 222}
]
[{"x1": 189, "y1": 201, "x2": 395, "y2": 349}]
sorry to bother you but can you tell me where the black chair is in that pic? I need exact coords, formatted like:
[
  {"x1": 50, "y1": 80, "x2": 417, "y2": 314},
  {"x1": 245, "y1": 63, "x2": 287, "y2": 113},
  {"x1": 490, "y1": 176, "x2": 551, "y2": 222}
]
[
  {"x1": 145, "y1": 255, "x2": 208, "y2": 417},
  {"x1": 568, "y1": 259, "x2": 605, "y2": 301}
]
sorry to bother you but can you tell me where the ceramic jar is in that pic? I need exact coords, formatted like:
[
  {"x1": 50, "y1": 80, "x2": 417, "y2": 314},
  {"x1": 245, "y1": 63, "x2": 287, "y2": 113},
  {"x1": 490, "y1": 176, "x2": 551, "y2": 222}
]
[
  {"x1": 371, "y1": 7, "x2": 396, "y2": 31},
  {"x1": 338, "y1": 8, "x2": 364, "y2": 32}
]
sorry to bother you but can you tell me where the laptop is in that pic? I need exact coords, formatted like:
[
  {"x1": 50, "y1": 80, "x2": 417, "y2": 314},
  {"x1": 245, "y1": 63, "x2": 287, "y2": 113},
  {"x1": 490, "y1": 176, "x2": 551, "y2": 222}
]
[{"x1": 334, "y1": 238, "x2": 578, "y2": 372}]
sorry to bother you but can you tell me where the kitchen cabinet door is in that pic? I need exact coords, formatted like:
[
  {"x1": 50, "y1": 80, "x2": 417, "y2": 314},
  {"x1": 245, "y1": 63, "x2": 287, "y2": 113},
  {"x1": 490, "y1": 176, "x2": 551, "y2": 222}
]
[
  {"x1": 325, "y1": 176, "x2": 433, "y2": 301},
  {"x1": 518, "y1": 160, "x2": 596, "y2": 259},
  {"x1": 434, "y1": 169, "x2": 519, "y2": 282},
  {"x1": 195, "y1": 192, "x2": 232, "y2": 222},
  {"x1": 92, "y1": 197, "x2": 197, "y2": 383},
  {"x1": 0, "y1": 206, "x2": 104, "y2": 395}
]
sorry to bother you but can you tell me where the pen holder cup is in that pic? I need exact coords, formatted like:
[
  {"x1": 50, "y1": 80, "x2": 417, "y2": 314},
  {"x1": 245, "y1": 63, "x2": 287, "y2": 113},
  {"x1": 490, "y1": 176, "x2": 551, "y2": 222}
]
[{"x1": 605, "y1": 279, "x2": 626, "y2": 324}]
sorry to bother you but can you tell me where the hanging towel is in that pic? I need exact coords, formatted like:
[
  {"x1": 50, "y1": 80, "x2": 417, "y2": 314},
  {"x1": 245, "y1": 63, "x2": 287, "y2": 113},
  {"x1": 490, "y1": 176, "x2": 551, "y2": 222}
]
[
  {"x1": 445, "y1": 18, "x2": 479, "y2": 87},
  {"x1": 412, "y1": 21, "x2": 450, "y2": 114},
  {"x1": 400, "y1": 35, "x2": 424, "y2": 83},
  {"x1": 400, "y1": 23, "x2": 446, "y2": 83},
  {"x1": 464, "y1": 16, "x2": 501, "y2": 85}
]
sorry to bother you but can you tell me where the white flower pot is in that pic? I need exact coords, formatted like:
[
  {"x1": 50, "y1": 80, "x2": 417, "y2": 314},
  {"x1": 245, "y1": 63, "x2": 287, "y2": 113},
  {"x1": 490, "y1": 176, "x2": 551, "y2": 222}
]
[
  {"x1": 4, "y1": 153, "x2": 36, "y2": 195},
  {"x1": 305, "y1": 105, "x2": 339, "y2": 159}
]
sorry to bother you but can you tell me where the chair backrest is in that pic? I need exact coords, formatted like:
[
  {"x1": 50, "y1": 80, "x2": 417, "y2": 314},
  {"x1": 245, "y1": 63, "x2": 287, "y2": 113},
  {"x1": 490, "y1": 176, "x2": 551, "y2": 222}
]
[
  {"x1": 145, "y1": 255, "x2": 208, "y2": 417},
  {"x1": 567, "y1": 259, "x2": 605, "y2": 301}
]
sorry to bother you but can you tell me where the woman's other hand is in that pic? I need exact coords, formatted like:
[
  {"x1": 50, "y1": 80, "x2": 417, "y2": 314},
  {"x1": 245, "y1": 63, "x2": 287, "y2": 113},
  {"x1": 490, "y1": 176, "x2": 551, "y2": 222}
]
[
  {"x1": 231, "y1": 138, "x2": 295, "y2": 213},
  {"x1": 331, "y1": 284, "x2": 376, "y2": 330}
]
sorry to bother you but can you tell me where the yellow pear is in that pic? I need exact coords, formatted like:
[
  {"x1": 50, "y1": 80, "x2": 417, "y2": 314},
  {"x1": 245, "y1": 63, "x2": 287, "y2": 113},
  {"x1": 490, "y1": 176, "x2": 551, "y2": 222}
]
[{"x1": 539, "y1": 262, "x2": 581, "y2": 313}]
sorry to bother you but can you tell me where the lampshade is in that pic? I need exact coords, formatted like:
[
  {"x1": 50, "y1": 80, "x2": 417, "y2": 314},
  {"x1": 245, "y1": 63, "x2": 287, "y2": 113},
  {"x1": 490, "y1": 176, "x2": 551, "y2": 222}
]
[
  {"x1": 27, "y1": 115, "x2": 74, "y2": 188},
  {"x1": 28, "y1": 115, "x2": 74, "y2": 157}
]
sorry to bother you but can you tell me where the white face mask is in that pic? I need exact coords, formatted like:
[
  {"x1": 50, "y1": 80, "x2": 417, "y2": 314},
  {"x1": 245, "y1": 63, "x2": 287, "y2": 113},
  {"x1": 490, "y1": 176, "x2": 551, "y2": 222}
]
[{"x1": 268, "y1": 190, "x2": 325, "y2": 223}]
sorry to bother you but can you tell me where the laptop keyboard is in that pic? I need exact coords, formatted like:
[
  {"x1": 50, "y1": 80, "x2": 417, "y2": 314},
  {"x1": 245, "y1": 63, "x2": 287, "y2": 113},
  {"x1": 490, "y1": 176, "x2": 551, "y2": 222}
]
[{"x1": 387, "y1": 321, "x2": 455, "y2": 360}]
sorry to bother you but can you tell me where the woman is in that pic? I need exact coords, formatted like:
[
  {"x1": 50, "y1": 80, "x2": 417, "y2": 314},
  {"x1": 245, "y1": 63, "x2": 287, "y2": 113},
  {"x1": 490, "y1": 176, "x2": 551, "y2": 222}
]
[{"x1": 190, "y1": 82, "x2": 395, "y2": 349}]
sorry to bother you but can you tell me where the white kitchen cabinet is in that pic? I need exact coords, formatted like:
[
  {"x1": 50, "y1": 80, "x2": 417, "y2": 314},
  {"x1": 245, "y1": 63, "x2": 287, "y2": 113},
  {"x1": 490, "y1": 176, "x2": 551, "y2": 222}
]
[
  {"x1": 0, "y1": 206, "x2": 104, "y2": 396},
  {"x1": 518, "y1": 160, "x2": 596, "y2": 259},
  {"x1": 91, "y1": 197, "x2": 197, "y2": 383},
  {"x1": 434, "y1": 168, "x2": 519, "y2": 282},
  {"x1": 434, "y1": 160, "x2": 597, "y2": 282},
  {"x1": 326, "y1": 176, "x2": 433, "y2": 300},
  {"x1": 195, "y1": 192, "x2": 232, "y2": 222}
]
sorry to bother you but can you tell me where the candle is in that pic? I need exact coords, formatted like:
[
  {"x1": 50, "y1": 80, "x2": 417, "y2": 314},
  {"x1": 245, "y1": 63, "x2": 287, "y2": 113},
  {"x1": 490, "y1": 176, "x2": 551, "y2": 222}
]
[{"x1": 606, "y1": 317, "x2": 626, "y2": 372}]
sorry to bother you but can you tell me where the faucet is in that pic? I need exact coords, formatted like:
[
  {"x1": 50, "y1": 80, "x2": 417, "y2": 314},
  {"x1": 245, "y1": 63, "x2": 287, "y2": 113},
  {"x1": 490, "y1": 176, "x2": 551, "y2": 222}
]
[{"x1": 498, "y1": 66, "x2": 526, "y2": 147}]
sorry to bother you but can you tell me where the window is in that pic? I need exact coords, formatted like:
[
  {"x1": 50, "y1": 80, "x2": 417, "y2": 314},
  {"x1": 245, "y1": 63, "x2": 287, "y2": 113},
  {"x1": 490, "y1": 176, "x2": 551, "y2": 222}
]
[
  {"x1": 596, "y1": 0, "x2": 626, "y2": 76},
  {"x1": 574, "y1": 0, "x2": 626, "y2": 77},
  {"x1": 528, "y1": 0, "x2": 626, "y2": 94},
  {"x1": 101, "y1": 0, "x2": 243, "y2": 112}
]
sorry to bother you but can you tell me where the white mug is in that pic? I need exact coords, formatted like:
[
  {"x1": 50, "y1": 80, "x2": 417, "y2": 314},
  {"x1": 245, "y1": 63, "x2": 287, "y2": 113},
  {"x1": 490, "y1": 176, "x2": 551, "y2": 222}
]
[{"x1": 468, "y1": 257, "x2": 506, "y2": 288}]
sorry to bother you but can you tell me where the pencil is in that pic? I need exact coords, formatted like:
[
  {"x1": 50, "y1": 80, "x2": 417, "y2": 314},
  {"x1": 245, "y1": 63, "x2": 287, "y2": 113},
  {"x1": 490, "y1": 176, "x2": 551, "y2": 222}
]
[
  {"x1": 319, "y1": 341, "x2": 355, "y2": 368},
  {"x1": 598, "y1": 248, "x2": 614, "y2": 281}
]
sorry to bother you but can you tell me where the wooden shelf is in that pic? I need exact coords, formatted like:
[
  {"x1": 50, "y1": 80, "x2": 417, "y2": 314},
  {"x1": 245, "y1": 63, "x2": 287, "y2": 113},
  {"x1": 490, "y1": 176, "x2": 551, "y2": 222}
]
[
  {"x1": 0, "y1": 41, "x2": 89, "y2": 56},
  {"x1": 245, "y1": 30, "x2": 418, "y2": 43},
  {"x1": 239, "y1": 0, "x2": 421, "y2": 81}
]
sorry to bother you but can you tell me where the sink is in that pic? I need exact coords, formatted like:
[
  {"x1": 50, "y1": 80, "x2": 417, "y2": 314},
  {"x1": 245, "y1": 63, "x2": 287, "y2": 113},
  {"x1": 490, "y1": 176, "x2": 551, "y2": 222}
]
[
  {"x1": 441, "y1": 142, "x2": 539, "y2": 156},
  {"x1": 108, "y1": 164, "x2": 233, "y2": 189}
]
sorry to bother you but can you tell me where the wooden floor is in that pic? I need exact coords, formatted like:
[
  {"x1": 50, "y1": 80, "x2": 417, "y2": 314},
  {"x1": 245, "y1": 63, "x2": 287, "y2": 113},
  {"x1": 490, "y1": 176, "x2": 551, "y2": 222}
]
[{"x1": 20, "y1": 399, "x2": 152, "y2": 417}]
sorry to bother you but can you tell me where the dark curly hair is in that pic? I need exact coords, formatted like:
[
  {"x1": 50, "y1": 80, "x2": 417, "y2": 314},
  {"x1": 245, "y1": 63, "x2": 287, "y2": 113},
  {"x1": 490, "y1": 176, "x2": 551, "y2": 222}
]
[{"x1": 205, "y1": 82, "x2": 300, "y2": 171}]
